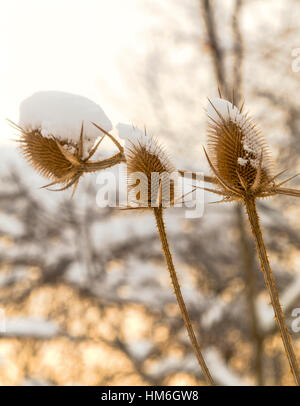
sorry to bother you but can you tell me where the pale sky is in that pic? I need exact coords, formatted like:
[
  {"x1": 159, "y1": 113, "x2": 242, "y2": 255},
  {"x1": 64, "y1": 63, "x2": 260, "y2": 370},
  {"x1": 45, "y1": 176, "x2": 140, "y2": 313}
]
[{"x1": 0, "y1": 0, "x2": 149, "y2": 144}]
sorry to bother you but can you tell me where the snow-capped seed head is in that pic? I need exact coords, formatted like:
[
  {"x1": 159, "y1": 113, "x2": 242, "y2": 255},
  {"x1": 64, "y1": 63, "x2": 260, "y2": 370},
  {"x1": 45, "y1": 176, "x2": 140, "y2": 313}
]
[
  {"x1": 117, "y1": 124, "x2": 178, "y2": 208},
  {"x1": 19, "y1": 129, "x2": 82, "y2": 182},
  {"x1": 19, "y1": 91, "x2": 112, "y2": 159},
  {"x1": 15, "y1": 91, "x2": 121, "y2": 195},
  {"x1": 206, "y1": 97, "x2": 273, "y2": 196}
]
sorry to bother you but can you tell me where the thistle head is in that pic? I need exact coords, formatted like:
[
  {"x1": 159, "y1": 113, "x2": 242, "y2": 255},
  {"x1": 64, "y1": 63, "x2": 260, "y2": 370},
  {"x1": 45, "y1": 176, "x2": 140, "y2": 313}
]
[
  {"x1": 17, "y1": 124, "x2": 92, "y2": 192},
  {"x1": 117, "y1": 124, "x2": 178, "y2": 208},
  {"x1": 13, "y1": 91, "x2": 123, "y2": 195},
  {"x1": 203, "y1": 97, "x2": 300, "y2": 202},
  {"x1": 205, "y1": 97, "x2": 274, "y2": 201}
]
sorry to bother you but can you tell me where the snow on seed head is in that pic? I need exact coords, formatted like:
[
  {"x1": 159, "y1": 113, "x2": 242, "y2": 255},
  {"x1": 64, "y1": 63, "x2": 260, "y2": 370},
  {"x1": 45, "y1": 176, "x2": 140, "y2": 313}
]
[
  {"x1": 15, "y1": 91, "x2": 114, "y2": 193},
  {"x1": 206, "y1": 98, "x2": 273, "y2": 194},
  {"x1": 117, "y1": 123, "x2": 178, "y2": 208},
  {"x1": 19, "y1": 91, "x2": 112, "y2": 159}
]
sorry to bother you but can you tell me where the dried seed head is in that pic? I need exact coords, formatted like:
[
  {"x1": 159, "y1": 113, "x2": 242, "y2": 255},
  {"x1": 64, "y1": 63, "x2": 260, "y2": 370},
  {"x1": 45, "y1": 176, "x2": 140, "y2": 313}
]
[
  {"x1": 15, "y1": 122, "x2": 125, "y2": 196},
  {"x1": 203, "y1": 97, "x2": 300, "y2": 201},
  {"x1": 18, "y1": 127, "x2": 84, "y2": 186},
  {"x1": 13, "y1": 92, "x2": 124, "y2": 195},
  {"x1": 206, "y1": 98, "x2": 274, "y2": 199},
  {"x1": 117, "y1": 124, "x2": 178, "y2": 208},
  {"x1": 19, "y1": 91, "x2": 112, "y2": 159}
]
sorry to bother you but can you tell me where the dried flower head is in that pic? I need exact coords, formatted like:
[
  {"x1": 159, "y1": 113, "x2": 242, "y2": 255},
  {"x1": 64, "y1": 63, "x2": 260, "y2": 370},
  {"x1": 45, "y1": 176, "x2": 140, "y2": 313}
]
[
  {"x1": 13, "y1": 91, "x2": 125, "y2": 195},
  {"x1": 16, "y1": 123, "x2": 104, "y2": 192},
  {"x1": 117, "y1": 124, "x2": 178, "y2": 208},
  {"x1": 203, "y1": 97, "x2": 300, "y2": 201},
  {"x1": 203, "y1": 96, "x2": 300, "y2": 385}
]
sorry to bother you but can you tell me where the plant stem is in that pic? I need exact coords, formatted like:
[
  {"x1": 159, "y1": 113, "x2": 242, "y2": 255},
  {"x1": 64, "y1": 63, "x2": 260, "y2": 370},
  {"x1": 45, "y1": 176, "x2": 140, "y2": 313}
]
[
  {"x1": 236, "y1": 204, "x2": 264, "y2": 385},
  {"x1": 178, "y1": 170, "x2": 217, "y2": 185},
  {"x1": 245, "y1": 197, "x2": 300, "y2": 385},
  {"x1": 84, "y1": 153, "x2": 125, "y2": 172},
  {"x1": 153, "y1": 207, "x2": 215, "y2": 385}
]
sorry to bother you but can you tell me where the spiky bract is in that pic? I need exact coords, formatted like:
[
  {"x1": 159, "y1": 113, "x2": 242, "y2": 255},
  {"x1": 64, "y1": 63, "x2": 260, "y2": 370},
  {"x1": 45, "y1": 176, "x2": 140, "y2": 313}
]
[
  {"x1": 125, "y1": 134, "x2": 177, "y2": 208},
  {"x1": 19, "y1": 130, "x2": 82, "y2": 183},
  {"x1": 15, "y1": 122, "x2": 124, "y2": 195},
  {"x1": 204, "y1": 98, "x2": 299, "y2": 201}
]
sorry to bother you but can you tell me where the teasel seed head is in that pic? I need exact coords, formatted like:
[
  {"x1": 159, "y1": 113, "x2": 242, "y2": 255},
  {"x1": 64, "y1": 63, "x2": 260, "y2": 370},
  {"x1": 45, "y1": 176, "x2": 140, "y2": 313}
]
[
  {"x1": 203, "y1": 97, "x2": 300, "y2": 202},
  {"x1": 12, "y1": 91, "x2": 125, "y2": 196},
  {"x1": 117, "y1": 124, "x2": 178, "y2": 208},
  {"x1": 13, "y1": 121, "x2": 125, "y2": 197}
]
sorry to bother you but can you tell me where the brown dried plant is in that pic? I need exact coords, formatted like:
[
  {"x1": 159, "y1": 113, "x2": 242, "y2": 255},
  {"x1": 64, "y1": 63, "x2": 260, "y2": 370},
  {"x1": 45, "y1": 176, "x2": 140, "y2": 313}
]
[
  {"x1": 201, "y1": 96, "x2": 300, "y2": 385},
  {"x1": 125, "y1": 134, "x2": 176, "y2": 209},
  {"x1": 11, "y1": 120, "x2": 125, "y2": 196},
  {"x1": 116, "y1": 127, "x2": 215, "y2": 385},
  {"x1": 32, "y1": 118, "x2": 215, "y2": 384}
]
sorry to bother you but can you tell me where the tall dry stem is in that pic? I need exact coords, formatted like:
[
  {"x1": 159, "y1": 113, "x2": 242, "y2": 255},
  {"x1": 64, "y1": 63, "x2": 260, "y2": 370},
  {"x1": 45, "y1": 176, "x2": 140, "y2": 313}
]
[
  {"x1": 245, "y1": 198, "x2": 300, "y2": 385},
  {"x1": 153, "y1": 207, "x2": 215, "y2": 386},
  {"x1": 203, "y1": 96, "x2": 300, "y2": 385}
]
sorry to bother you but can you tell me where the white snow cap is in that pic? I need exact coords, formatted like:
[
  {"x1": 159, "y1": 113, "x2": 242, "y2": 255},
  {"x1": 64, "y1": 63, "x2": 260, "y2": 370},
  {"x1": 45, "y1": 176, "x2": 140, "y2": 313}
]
[
  {"x1": 117, "y1": 123, "x2": 153, "y2": 151},
  {"x1": 19, "y1": 91, "x2": 112, "y2": 159},
  {"x1": 237, "y1": 157, "x2": 248, "y2": 166},
  {"x1": 117, "y1": 123, "x2": 175, "y2": 168},
  {"x1": 207, "y1": 97, "x2": 246, "y2": 126}
]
